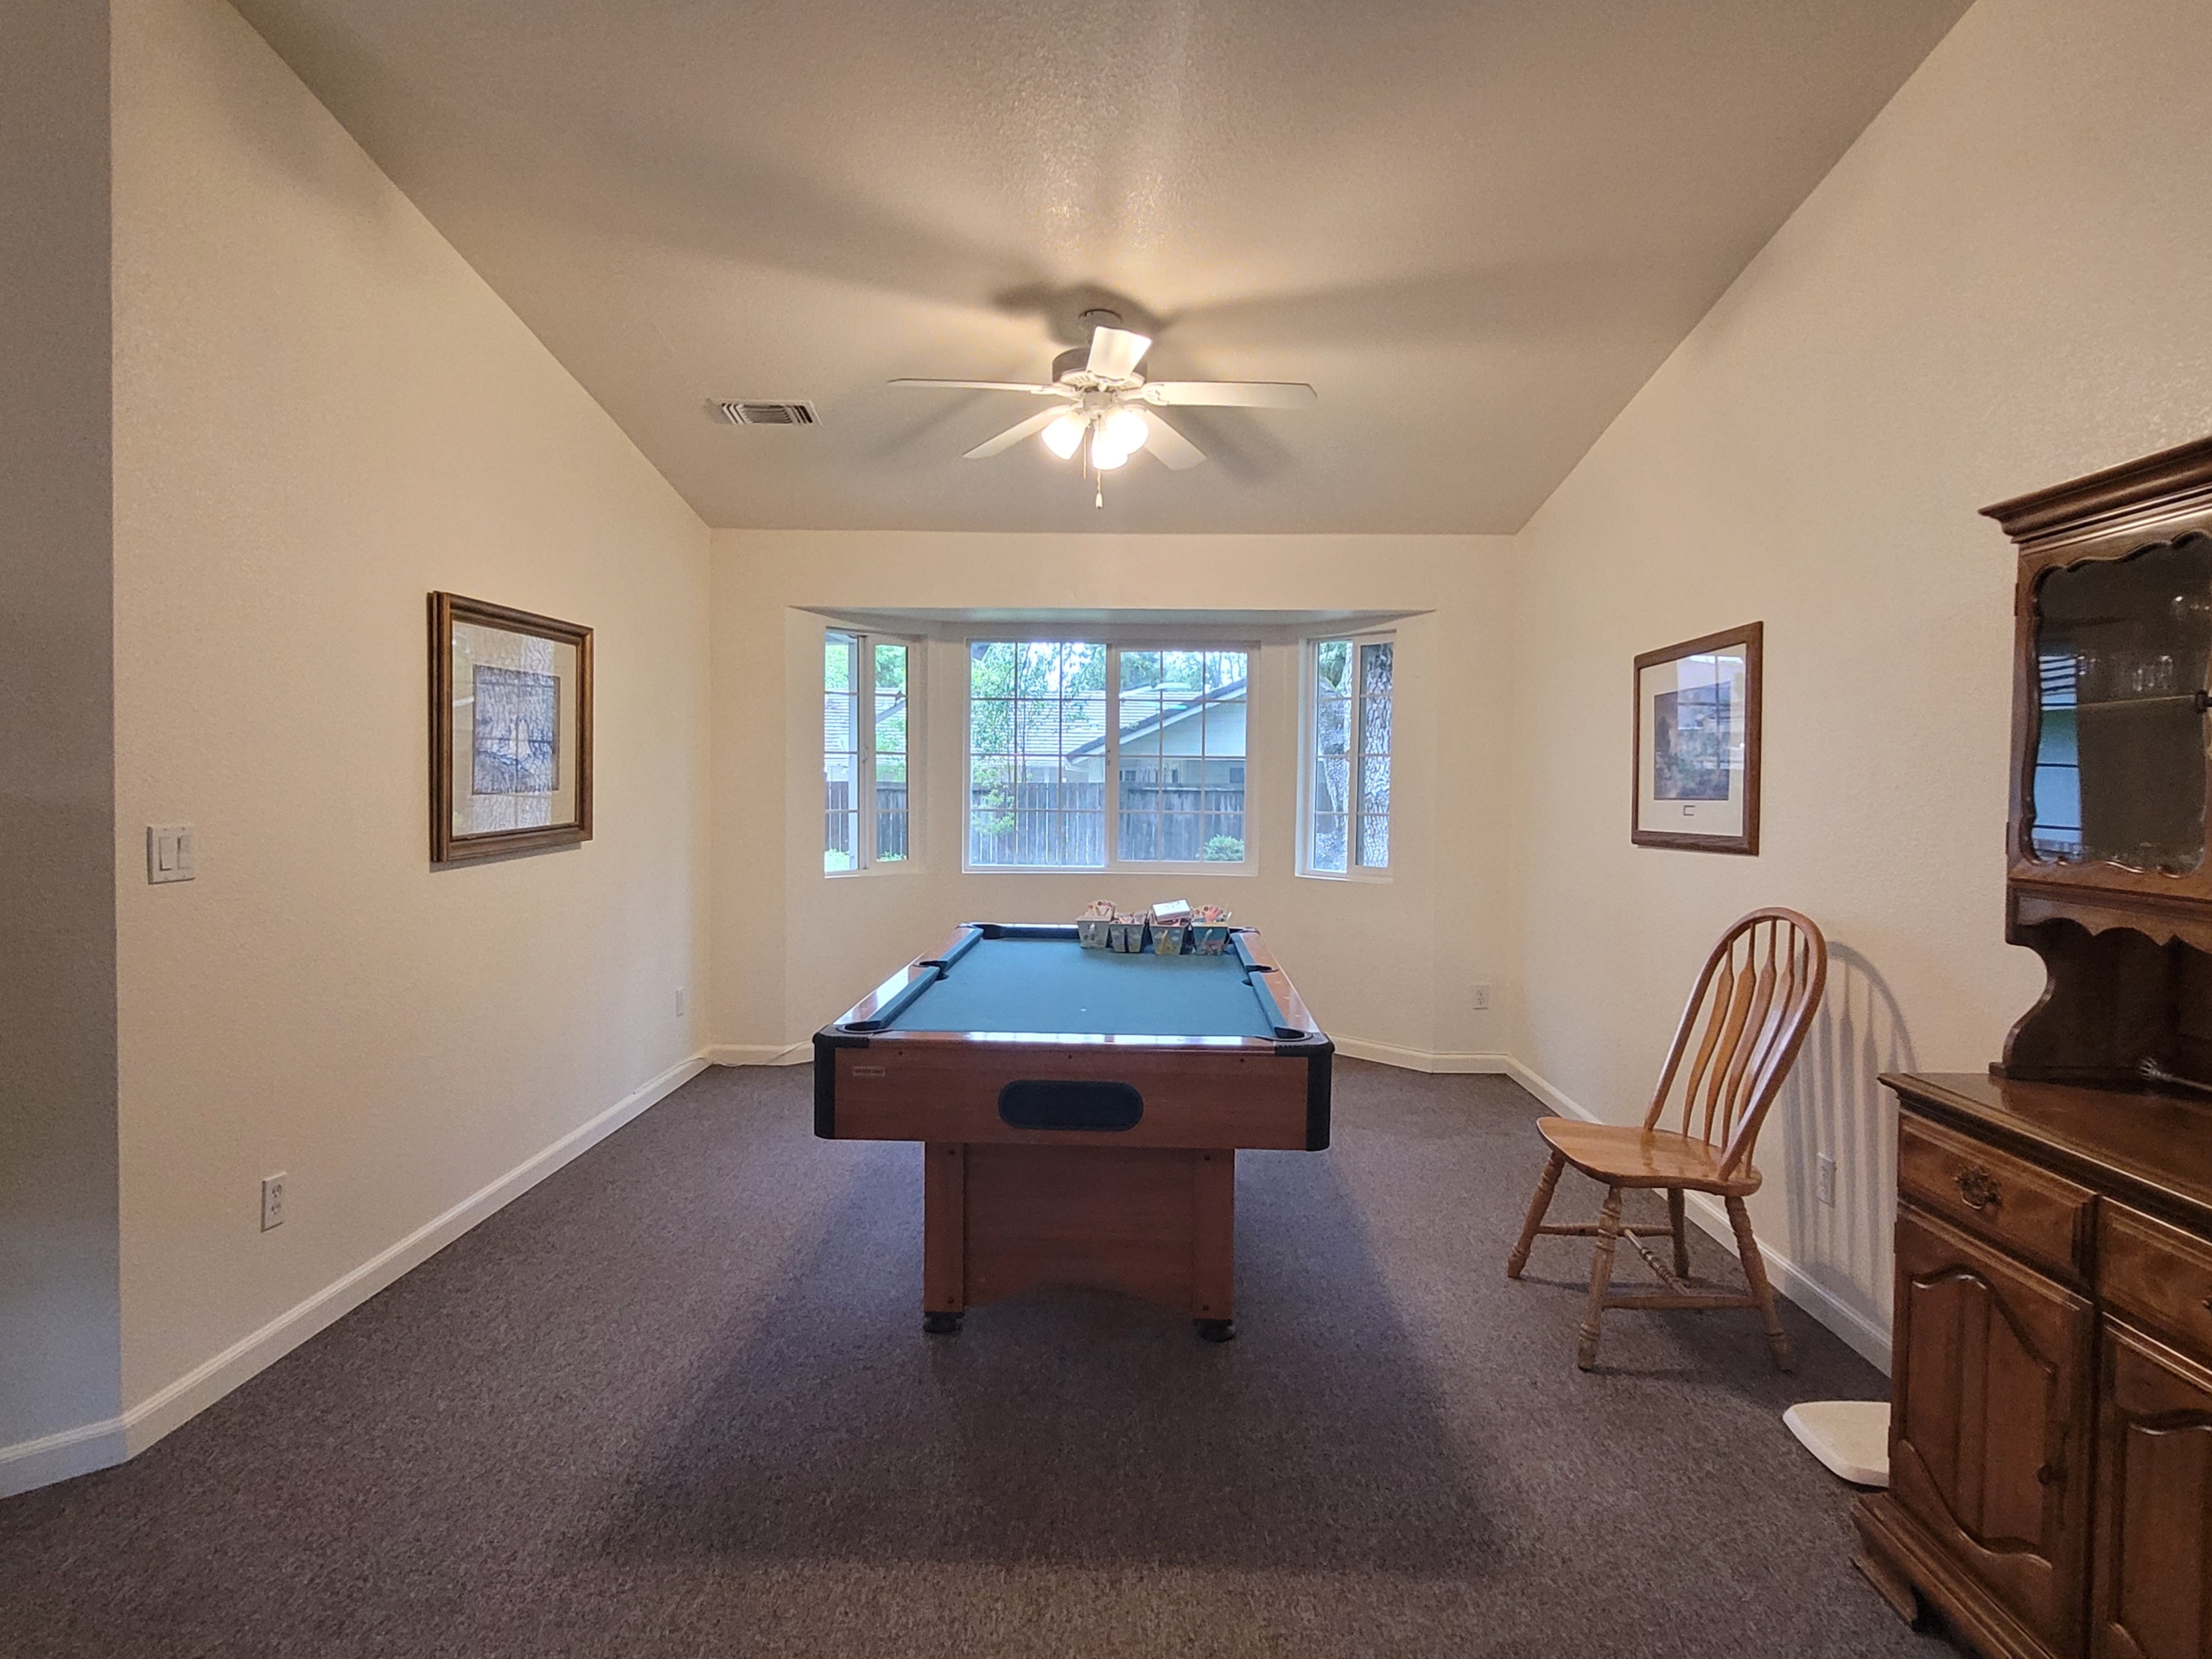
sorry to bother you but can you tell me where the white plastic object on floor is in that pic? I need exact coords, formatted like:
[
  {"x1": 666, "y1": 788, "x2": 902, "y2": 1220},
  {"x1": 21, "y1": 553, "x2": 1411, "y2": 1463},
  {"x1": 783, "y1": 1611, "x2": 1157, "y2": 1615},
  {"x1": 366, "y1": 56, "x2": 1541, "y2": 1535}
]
[{"x1": 1783, "y1": 1400, "x2": 1890, "y2": 1488}]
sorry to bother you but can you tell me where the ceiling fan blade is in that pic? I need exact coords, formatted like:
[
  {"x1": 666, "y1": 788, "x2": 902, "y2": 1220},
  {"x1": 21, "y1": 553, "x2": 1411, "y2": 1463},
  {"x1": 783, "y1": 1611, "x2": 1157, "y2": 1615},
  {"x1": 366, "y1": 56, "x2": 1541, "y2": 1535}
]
[
  {"x1": 1139, "y1": 410, "x2": 1205, "y2": 471},
  {"x1": 889, "y1": 378, "x2": 1070, "y2": 395},
  {"x1": 1141, "y1": 380, "x2": 1318, "y2": 409},
  {"x1": 962, "y1": 406, "x2": 1069, "y2": 459},
  {"x1": 1086, "y1": 326, "x2": 1153, "y2": 380}
]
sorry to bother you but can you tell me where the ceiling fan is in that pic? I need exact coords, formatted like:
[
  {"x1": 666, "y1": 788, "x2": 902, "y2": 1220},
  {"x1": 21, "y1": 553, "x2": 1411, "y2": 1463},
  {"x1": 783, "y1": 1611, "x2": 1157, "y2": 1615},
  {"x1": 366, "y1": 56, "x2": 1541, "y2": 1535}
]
[{"x1": 890, "y1": 308, "x2": 1315, "y2": 501}]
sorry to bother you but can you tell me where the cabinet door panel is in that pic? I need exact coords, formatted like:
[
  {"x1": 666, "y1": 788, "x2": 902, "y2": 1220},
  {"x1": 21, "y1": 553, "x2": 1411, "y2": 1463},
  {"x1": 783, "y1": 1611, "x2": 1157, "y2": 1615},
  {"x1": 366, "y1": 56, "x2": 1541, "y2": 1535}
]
[
  {"x1": 1892, "y1": 1204, "x2": 2095, "y2": 1654},
  {"x1": 2094, "y1": 1320, "x2": 2212, "y2": 1659}
]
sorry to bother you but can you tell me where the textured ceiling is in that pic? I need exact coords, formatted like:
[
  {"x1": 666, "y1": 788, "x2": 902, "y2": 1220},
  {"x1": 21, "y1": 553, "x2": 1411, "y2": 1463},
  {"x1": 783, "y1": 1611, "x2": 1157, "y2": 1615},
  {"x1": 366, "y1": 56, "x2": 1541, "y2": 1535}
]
[{"x1": 230, "y1": 0, "x2": 1969, "y2": 533}]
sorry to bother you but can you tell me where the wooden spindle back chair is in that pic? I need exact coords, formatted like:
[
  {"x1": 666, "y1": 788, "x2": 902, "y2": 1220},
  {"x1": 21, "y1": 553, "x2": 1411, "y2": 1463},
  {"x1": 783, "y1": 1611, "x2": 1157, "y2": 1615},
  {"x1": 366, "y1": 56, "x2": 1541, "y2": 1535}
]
[{"x1": 1505, "y1": 908, "x2": 1827, "y2": 1370}]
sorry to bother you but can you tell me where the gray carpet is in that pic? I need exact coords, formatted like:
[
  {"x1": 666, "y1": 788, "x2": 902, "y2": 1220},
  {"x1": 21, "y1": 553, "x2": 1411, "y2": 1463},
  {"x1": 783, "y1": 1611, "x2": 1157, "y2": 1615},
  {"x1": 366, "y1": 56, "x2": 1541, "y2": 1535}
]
[{"x1": 0, "y1": 1060, "x2": 1942, "y2": 1657}]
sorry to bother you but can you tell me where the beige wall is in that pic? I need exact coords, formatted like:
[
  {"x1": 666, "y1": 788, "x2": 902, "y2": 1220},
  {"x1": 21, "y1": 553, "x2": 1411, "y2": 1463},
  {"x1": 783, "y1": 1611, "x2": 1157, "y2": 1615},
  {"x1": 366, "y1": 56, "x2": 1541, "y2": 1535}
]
[
  {"x1": 710, "y1": 531, "x2": 1517, "y2": 1065},
  {"x1": 1510, "y1": 0, "x2": 2212, "y2": 1363},
  {"x1": 0, "y1": 0, "x2": 124, "y2": 1475},
  {"x1": 108, "y1": 0, "x2": 711, "y2": 1424}
]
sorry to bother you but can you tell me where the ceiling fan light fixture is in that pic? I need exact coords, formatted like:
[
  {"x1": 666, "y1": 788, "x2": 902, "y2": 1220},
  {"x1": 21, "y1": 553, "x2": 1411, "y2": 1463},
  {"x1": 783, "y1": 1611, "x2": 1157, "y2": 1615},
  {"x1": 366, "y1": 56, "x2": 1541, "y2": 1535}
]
[
  {"x1": 1090, "y1": 435, "x2": 1130, "y2": 470},
  {"x1": 1097, "y1": 406, "x2": 1149, "y2": 456},
  {"x1": 1040, "y1": 411, "x2": 1087, "y2": 460}
]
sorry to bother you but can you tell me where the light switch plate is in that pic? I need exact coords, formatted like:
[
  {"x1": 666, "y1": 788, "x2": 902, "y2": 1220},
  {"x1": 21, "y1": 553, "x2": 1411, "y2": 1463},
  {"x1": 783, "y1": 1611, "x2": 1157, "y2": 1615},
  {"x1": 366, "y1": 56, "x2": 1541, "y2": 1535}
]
[{"x1": 147, "y1": 823, "x2": 195, "y2": 884}]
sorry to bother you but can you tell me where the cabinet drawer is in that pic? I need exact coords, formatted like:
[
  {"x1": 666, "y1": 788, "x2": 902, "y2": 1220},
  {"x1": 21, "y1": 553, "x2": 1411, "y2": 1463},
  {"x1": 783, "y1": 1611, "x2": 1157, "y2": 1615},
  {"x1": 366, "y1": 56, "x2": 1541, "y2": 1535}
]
[
  {"x1": 1898, "y1": 1115, "x2": 2093, "y2": 1281},
  {"x1": 2100, "y1": 1201, "x2": 2212, "y2": 1362}
]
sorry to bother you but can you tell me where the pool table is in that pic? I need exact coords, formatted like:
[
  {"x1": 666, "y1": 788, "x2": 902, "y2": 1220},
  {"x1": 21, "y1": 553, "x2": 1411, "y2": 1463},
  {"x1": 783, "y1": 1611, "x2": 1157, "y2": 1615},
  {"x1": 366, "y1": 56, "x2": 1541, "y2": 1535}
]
[{"x1": 814, "y1": 923, "x2": 1332, "y2": 1340}]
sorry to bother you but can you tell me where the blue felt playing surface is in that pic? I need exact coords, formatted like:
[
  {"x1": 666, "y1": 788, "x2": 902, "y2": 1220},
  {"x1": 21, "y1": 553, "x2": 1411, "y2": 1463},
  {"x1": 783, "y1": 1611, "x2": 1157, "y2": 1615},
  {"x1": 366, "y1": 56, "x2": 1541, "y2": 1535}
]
[{"x1": 882, "y1": 937, "x2": 1281, "y2": 1038}]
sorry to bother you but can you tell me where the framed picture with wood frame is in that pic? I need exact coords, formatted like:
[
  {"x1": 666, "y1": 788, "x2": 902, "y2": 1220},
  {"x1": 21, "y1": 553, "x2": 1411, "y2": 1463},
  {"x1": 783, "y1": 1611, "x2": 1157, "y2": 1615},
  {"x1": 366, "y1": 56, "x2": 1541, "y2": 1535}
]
[
  {"x1": 429, "y1": 592, "x2": 593, "y2": 864},
  {"x1": 1631, "y1": 621, "x2": 1761, "y2": 855}
]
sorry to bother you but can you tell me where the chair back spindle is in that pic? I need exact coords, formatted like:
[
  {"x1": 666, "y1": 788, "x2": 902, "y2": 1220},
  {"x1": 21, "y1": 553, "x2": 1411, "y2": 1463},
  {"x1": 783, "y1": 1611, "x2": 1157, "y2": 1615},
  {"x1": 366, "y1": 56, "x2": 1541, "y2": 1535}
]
[{"x1": 1643, "y1": 909, "x2": 1827, "y2": 1182}]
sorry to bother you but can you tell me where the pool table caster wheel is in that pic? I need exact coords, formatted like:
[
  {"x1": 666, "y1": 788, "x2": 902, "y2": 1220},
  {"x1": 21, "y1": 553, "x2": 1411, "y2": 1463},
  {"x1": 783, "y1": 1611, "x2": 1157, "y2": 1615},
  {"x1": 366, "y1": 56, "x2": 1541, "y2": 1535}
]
[
  {"x1": 923, "y1": 1311, "x2": 963, "y2": 1336},
  {"x1": 1195, "y1": 1319, "x2": 1236, "y2": 1344}
]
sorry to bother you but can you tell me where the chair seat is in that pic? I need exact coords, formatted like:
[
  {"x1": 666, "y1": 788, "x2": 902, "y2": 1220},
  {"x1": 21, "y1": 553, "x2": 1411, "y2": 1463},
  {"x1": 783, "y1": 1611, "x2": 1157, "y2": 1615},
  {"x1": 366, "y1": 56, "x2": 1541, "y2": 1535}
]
[{"x1": 1535, "y1": 1117, "x2": 1762, "y2": 1196}]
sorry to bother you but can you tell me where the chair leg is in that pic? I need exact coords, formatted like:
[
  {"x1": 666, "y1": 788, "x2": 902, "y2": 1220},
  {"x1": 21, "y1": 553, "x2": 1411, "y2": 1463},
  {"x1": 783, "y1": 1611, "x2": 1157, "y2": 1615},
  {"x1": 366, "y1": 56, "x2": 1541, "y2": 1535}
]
[
  {"x1": 1577, "y1": 1185, "x2": 1624, "y2": 1371},
  {"x1": 1506, "y1": 1149, "x2": 1567, "y2": 1279},
  {"x1": 1667, "y1": 1187, "x2": 1691, "y2": 1281},
  {"x1": 1726, "y1": 1195, "x2": 1794, "y2": 1373}
]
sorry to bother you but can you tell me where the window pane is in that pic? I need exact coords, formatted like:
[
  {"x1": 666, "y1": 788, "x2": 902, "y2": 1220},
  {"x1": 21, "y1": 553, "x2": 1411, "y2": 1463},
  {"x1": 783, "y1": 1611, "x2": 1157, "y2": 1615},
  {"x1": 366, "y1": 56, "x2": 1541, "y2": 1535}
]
[
  {"x1": 1358, "y1": 815, "x2": 1390, "y2": 868},
  {"x1": 1313, "y1": 813, "x2": 1348, "y2": 874},
  {"x1": 824, "y1": 751, "x2": 858, "y2": 873},
  {"x1": 1316, "y1": 755, "x2": 1351, "y2": 816},
  {"x1": 1316, "y1": 696, "x2": 1350, "y2": 757},
  {"x1": 874, "y1": 644, "x2": 907, "y2": 759},
  {"x1": 970, "y1": 697, "x2": 1014, "y2": 755},
  {"x1": 824, "y1": 632, "x2": 860, "y2": 872},
  {"x1": 970, "y1": 640, "x2": 1016, "y2": 693},
  {"x1": 1203, "y1": 697, "x2": 1245, "y2": 759},
  {"x1": 1361, "y1": 640, "x2": 1393, "y2": 699},
  {"x1": 1361, "y1": 753, "x2": 1391, "y2": 815},
  {"x1": 1316, "y1": 639, "x2": 1349, "y2": 694},
  {"x1": 1362, "y1": 692, "x2": 1392, "y2": 757},
  {"x1": 1119, "y1": 644, "x2": 1247, "y2": 863},
  {"x1": 875, "y1": 752, "x2": 907, "y2": 861},
  {"x1": 874, "y1": 642, "x2": 906, "y2": 692},
  {"x1": 971, "y1": 639, "x2": 1104, "y2": 868}
]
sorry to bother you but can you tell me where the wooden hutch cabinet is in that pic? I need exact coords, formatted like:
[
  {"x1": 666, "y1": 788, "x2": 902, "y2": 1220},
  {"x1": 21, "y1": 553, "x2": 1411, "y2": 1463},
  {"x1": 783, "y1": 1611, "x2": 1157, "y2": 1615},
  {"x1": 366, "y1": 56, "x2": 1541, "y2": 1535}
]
[{"x1": 1858, "y1": 437, "x2": 2212, "y2": 1659}]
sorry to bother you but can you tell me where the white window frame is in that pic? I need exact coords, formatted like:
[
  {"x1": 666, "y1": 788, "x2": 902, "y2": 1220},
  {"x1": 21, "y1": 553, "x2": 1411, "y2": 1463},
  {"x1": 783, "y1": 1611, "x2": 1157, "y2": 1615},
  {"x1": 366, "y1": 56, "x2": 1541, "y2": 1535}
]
[
  {"x1": 823, "y1": 629, "x2": 918, "y2": 877},
  {"x1": 1300, "y1": 631, "x2": 1395, "y2": 882},
  {"x1": 961, "y1": 637, "x2": 1259, "y2": 877}
]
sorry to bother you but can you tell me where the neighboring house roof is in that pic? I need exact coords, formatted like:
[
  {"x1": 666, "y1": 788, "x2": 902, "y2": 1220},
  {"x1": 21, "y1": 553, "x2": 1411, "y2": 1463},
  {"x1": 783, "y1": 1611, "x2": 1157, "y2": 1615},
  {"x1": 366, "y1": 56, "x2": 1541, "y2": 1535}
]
[
  {"x1": 823, "y1": 692, "x2": 904, "y2": 756},
  {"x1": 1065, "y1": 679, "x2": 1246, "y2": 760}
]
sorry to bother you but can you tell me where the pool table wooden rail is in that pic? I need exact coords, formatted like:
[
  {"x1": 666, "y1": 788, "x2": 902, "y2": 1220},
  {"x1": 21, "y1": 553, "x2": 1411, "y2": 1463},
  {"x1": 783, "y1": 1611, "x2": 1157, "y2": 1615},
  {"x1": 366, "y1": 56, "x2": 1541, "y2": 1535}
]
[{"x1": 824, "y1": 1041, "x2": 1319, "y2": 1150}]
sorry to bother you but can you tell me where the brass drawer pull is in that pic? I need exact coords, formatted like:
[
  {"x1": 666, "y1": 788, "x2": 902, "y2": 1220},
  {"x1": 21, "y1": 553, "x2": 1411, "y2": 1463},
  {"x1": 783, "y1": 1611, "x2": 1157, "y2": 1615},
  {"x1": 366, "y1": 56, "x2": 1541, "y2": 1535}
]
[{"x1": 1956, "y1": 1166, "x2": 2003, "y2": 1211}]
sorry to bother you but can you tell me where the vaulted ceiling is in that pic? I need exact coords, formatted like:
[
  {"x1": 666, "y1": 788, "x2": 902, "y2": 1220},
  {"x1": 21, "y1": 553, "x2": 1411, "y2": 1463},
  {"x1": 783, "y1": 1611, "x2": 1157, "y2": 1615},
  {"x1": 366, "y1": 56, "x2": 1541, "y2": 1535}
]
[{"x1": 230, "y1": 0, "x2": 1970, "y2": 533}]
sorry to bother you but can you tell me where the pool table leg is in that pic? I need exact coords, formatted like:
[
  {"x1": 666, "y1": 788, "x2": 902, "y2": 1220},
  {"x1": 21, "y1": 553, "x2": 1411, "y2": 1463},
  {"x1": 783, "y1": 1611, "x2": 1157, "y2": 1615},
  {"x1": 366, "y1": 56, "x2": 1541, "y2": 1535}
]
[
  {"x1": 1192, "y1": 1148, "x2": 1236, "y2": 1341},
  {"x1": 923, "y1": 1141, "x2": 965, "y2": 1335}
]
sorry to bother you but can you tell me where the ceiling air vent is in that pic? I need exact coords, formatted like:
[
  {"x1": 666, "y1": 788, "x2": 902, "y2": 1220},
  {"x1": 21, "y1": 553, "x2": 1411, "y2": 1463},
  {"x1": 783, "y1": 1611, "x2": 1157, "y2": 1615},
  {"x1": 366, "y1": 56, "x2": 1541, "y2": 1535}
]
[{"x1": 720, "y1": 400, "x2": 818, "y2": 426}]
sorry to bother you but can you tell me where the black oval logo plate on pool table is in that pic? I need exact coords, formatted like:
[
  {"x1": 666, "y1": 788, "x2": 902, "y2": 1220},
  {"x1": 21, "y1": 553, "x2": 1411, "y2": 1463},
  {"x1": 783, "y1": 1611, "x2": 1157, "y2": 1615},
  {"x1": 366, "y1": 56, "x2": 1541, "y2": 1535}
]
[{"x1": 997, "y1": 1079, "x2": 1144, "y2": 1132}]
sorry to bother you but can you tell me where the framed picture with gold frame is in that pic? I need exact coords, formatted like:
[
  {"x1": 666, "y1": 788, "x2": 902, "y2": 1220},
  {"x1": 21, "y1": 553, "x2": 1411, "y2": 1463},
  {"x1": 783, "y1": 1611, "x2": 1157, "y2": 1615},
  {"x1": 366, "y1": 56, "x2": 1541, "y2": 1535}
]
[
  {"x1": 1632, "y1": 621, "x2": 1761, "y2": 855},
  {"x1": 429, "y1": 593, "x2": 593, "y2": 863}
]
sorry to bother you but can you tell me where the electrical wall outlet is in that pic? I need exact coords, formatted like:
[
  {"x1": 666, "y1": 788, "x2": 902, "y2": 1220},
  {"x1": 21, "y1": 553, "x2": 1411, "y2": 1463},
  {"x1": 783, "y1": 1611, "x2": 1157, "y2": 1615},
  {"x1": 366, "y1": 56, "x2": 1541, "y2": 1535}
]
[
  {"x1": 676, "y1": 986, "x2": 687, "y2": 1018},
  {"x1": 261, "y1": 1173, "x2": 287, "y2": 1231},
  {"x1": 1471, "y1": 983, "x2": 1491, "y2": 1012},
  {"x1": 1815, "y1": 1154, "x2": 1837, "y2": 1207},
  {"x1": 147, "y1": 823, "x2": 196, "y2": 884}
]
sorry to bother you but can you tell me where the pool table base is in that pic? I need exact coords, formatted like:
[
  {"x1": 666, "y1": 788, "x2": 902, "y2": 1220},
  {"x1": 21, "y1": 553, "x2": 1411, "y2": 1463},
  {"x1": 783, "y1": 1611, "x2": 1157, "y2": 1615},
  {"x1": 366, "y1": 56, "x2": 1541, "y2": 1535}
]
[{"x1": 922, "y1": 1141, "x2": 1236, "y2": 1337}]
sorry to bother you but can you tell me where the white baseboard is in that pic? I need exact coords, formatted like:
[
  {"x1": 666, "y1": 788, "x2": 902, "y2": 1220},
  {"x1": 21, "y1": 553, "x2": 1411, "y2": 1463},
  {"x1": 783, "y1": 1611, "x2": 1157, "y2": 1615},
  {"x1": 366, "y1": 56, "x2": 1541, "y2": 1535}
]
[
  {"x1": 705, "y1": 1042, "x2": 810, "y2": 1066},
  {"x1": 1499, "y1": 1058, "x2": 1892, "y2": 1375},
  {"x1": 0, "y1": 1052, "x2": 709, "y2": 1499},
  {"x1": 1332, "y1": 1038, "x2": 1515, "y2": 1074},
  {"x1": 0, "y1": 1414, "x2": 130, "y2": 1500}
]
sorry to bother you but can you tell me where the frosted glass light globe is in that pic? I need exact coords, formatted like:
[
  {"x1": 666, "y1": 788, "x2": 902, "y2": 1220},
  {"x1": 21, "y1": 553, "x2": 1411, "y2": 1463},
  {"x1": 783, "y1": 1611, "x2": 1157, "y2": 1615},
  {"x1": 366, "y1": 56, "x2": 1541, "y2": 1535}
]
[
  {"x1": 1098, "y1": 406, "x2": 1149, "y2": 455},
  {"x1": 1041, "y1": 411, "x2": 1087, "y2": 460},
  {"x1": 1090, "y1": 438, "x2": 1130, "y2": 470}
]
